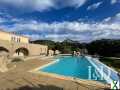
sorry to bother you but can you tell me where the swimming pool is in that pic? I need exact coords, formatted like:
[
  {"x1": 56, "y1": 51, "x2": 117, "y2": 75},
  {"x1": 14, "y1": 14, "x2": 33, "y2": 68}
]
[{"x1": 40, "y1": 56, "x2": 107, "y2": 83}]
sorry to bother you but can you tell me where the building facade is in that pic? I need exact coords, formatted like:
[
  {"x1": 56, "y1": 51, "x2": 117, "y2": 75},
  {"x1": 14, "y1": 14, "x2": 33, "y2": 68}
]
[
  {"x1": 0, "y1": 30, "x2": 48, "y2": 57},
  {"x1": 0, "y1": 30, "x2": 29, "y2": 43}
]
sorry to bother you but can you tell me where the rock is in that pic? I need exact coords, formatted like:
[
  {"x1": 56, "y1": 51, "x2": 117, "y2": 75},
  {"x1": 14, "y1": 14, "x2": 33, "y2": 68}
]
[{"x1": 0, "y1": 51, "x2": 9, "y2": 72}]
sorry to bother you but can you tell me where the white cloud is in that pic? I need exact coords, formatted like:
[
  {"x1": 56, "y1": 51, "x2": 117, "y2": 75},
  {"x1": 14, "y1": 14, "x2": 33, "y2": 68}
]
[
  {"x1": 0, "y1": 0, "x2": 54, "y2": 11},
  {"x1": 103, "y1": 12, "x2": 120, "y2": 23},
  {"x1": 111, "y1": 0, "x2": 120, "y2": 4},
  {"x1": 1, "y1": 18, "x2": 120, "y2": 42},
  {"x1": 87, "y1": 2, "x2": 102, "y2": 10},
  {"x1": 54, "y1": 0, "x2": 87, "y2": 9},
  {"x1": 0, "y1": 12, "x2": 120, "y2": 42},
  {"x1": 0, "y1": 16, "x2": 23, "y2": 24},
  {"x1": 0, "y1": 0, "x2": 87, "y2": 12},
  {"x1": 103, "y1": 17, "x2": 111, "y2": 22},
  {"x1": 0, "y1": 17, "x2": 5, "y2": 23},
  {"x1": 111, "y1": 0, "x2": 117, "y2": 4},
  {"x1": 116, "y1": 13, "x2": 120, "y2": 17}
]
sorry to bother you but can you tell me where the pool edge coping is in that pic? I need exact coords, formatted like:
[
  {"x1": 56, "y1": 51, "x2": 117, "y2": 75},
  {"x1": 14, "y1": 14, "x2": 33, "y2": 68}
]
[
  {"x1": 29, "y1": 56, "x2": 110, "y2": 89},
  {"x1": 86, "y1": 56, "x2": 119, "y2": 84}
]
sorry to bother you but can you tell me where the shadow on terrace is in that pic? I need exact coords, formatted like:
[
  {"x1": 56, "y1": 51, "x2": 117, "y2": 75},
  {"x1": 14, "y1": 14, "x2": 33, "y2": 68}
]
[{"x1": 10, "y1": 84, "x2": 63, "y2": 90}]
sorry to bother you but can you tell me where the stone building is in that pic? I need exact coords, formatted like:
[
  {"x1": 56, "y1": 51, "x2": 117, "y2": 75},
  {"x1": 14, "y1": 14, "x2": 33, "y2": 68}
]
[
  {"x1": 0, "y1": 30, "x2": 29, "y2": 43},
  {"x1": 48, "y1": 50, "x2": 54, "y2": 56},
  {"x1": 0, "y1": 30, "x2": 48, "y2": 57},
  {"x1": 55, "y1": 50, "x2": 60, "y2": 55}
]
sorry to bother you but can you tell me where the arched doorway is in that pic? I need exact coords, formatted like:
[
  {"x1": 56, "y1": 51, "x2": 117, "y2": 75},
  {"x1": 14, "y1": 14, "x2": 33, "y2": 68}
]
[
  {"x1": 0, "y1": 46, "x2": 9, "y2": 54},
  {"x1": 0, "y1": 47, "x2": 9, "y2": 72},
  {"x1": 15, "y1": 47, "x2": 29, "y2": 56}
]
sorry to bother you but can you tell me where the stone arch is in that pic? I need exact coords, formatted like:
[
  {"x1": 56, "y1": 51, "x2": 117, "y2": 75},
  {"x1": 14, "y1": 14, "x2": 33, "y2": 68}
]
[
  {"x1": 0, "y1": 46, "x2": 9, "y2": 72},
  {"x1": 0, "y1": 46, "x2": 9, "y2": 53},
  {"x1": 15, "y1": 47, "x2": 29, "y2": 56}
]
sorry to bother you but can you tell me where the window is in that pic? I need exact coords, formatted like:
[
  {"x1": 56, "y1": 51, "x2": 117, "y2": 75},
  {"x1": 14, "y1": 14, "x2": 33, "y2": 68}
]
[
  {"x1": 11, "y1": 36, "x2": 21, "y2": 43},
  {"x1": 19, "y1": 38, "x2": 21, "y2": 42},
  {"x1": 11, "y1": 36, "x2": 16, "y2": 41},
  {"x1": 17, "y1": 38, "x2": 20, "y2": 43},
  {"x1": 13, "y1": 37, "x2": 16, "y2": 41},
  {"x1": 11, "y1": 37, "x2": 13, "y2": 41}
]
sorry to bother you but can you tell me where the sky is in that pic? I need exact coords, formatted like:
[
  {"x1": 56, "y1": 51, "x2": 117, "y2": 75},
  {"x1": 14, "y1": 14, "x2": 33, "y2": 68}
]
[{"x1": 0, "y1": 0, "x2": 120, "y2": 42}]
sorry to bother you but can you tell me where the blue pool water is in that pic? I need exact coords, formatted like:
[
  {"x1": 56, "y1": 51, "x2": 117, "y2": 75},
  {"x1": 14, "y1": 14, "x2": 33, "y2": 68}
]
[{"x1": 40, "y1": 56, "x2": 106, "y2": 83}]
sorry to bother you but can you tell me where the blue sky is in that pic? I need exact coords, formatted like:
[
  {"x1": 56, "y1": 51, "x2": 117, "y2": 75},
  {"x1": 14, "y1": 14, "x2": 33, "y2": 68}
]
[{"x1": 0, "y1": 0, "x2": 120, "y2": 42}]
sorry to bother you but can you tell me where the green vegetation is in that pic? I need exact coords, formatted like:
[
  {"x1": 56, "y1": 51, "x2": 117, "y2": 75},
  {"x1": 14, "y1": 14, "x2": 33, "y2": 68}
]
[
  {"x1": 30, "y1": 40, "x2": 56, "y2": 50},
  {"x1": 31, "y1": 39, "x2": 120, "y2": 57},
  {"x1": 100, "y1": 57, "x2": 120, "y2": 72},
  {"x1": 30, "y1": 39, "x2": 86, "y2": 54},
  {"x1": 30, "y1": 39, "x2": 120, "y2": 72},
  {"x1": 87, "y1": 39, "x2": 120, "y2": 57}
]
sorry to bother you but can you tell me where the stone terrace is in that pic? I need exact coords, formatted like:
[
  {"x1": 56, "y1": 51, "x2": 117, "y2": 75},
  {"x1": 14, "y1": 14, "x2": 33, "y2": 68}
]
[{"x1": 0, "y1": 57, "x2": 110, "y2": 90}]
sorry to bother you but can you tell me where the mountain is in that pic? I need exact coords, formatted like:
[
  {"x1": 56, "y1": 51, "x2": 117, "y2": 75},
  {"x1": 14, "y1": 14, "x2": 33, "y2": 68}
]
[{"x1": 62, "y1": 38, "x2": 79, "y2": 44}]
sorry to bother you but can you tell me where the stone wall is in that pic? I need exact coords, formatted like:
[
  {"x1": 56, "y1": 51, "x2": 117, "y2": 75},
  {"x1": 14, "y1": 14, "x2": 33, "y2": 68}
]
[
  {"x1": 48, "y1": 50, "x2": 54, "y2": 56},
  {"x1": 0, "y1": 40, "x2": 48, "y2": 57},
  {"x1": 0, "y1": 52, "x2": 8, "y2": 72}
]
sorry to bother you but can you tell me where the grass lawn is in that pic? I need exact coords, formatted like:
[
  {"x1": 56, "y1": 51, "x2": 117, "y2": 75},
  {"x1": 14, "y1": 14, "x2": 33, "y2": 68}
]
[{"x1": 99, "y1": 57, "x2": 120, "y2": 72}]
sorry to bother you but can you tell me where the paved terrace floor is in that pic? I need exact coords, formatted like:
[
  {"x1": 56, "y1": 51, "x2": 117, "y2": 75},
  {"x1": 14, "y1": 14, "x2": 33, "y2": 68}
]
[{"x1": 0, "y1": 56, "x2": 110, "y2": 90}]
